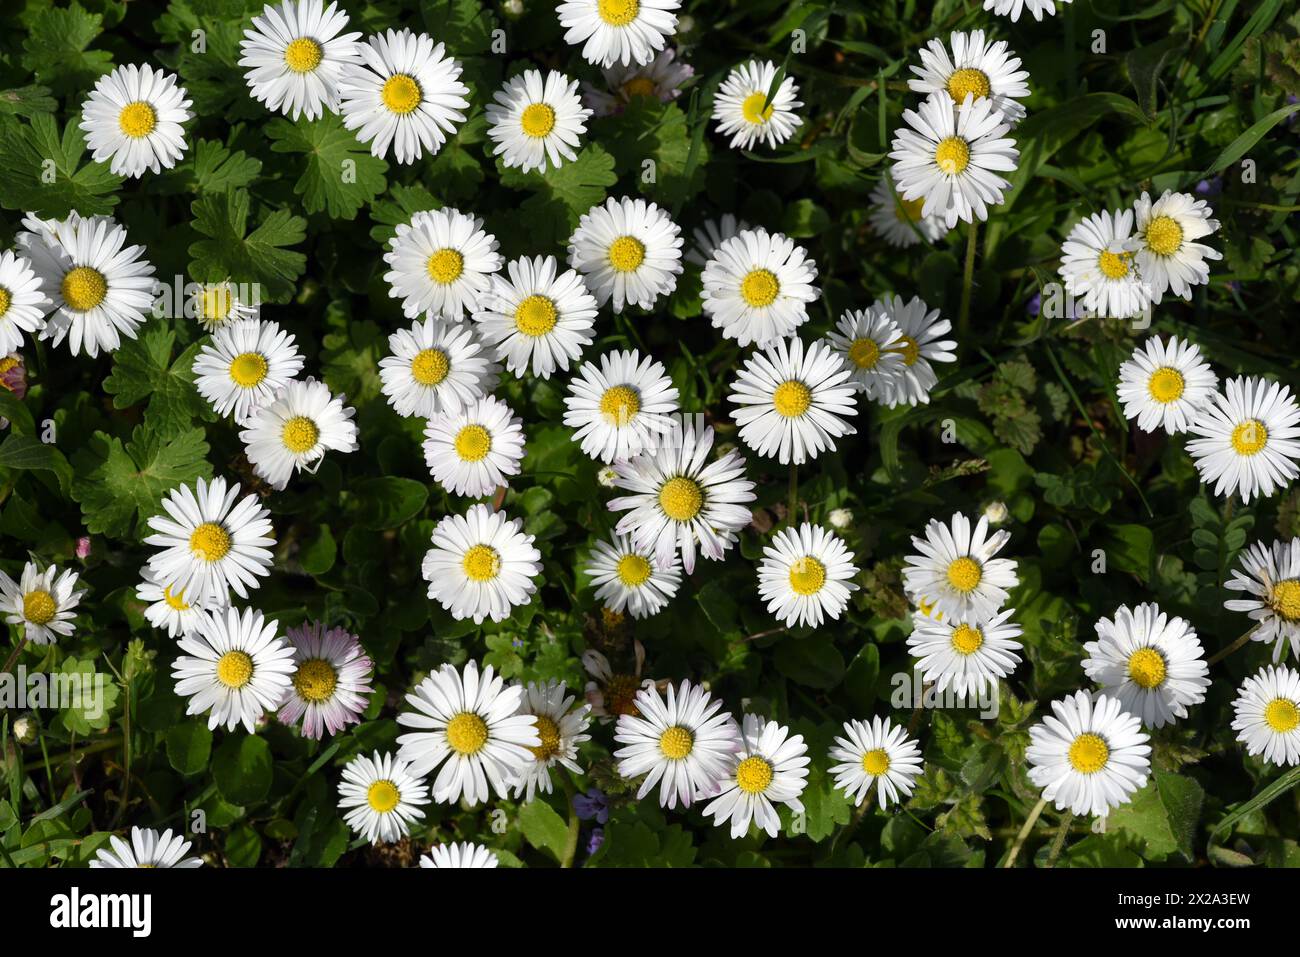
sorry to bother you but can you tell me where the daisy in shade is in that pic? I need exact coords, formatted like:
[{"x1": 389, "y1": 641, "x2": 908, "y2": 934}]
[
  {"x1": 583, "y1": 48, "x2": 692, "y2": 116},
  {"x1": 889, "y1": 91, "x2": 1019, "y2": 229},
  {"x1": 144, "y1": 475, "x2": 275, "y2": 606},
  {"x1": 557, "y1": 0, "x2": 681, "y2": 68},
  {"x1": 396, "y1": 660, "x2": 541, "y2": 804},
  {"x1": 1115, "y1": 335, "x2": 1217, "y2": 435},
  {"x1": 136, "y1": 566, "x2": 211, "y2": 639},
  {"x1": 90, "y1": 828, "x2": 202, "y2": 869},
  {"x1": 984, "y1": 0, "x2": 1072, "y2": 21},
  {"x1": 420, "y1": 842, "x2": 498, "y2": 868},
  {"x1": 567, "y1": 196, "x2": 683, "y2": 313},
  {"x1": 421, "y1": 504, "x2": 542, "y2": 623},
  {"x1": 189, "y1": 281, "x2": 258, "y2": 332},
  {"x1": 903, "y1": 511, "x2": 1018, "y2": 622},
  {"x1": 0, "y1": 562, "x2": 84, "y2": 646},
  {"x1": 702, "y1": 228, "x2": 820, "y2": 347},
  {"x1": 80, "y1": 64, "x2": 192, "y2": 178},
  {"x1": 613, "y1": 679, "x2": 739, "y2": 809},
  {"x1": 384, "y1": 208, "x2": 502, "y2": 321},
  {"x1": 487, "y1": 69, "x2": 591, "y2": 173},
  {"x1": 1231, "y1": 664, "x2": 1300, "y2": 767},
  {"x1": 584, "y1": 643, "x2": 651, "y2": 720},
  {"x1": 379, "y1": 316, "x2": 499, "y2": 419},
  {"x1": 703, "y1": 714, "x2": 809, "y2": 839},
  {"x1": 1126, "y1": 190, "x2": 1221, "y2": 303},
  {"x1": 585, "y1": 532, "x2": 682, "y2": 618},
  {"x1": 338, "y1": 751, "x2": 428, "y2": 844},
  {"x1": 239, "y1": 378, "x2": 360, "y2": 491},
  {"x1": 238, "y1": 0, "x2": 362, "y2": 121},
  {"x1": 0, "y1": 250, "x2": 49, "y2": 353},
  {"x1": 685, "y1": 213, "x2": 749, "y2": 267},
  {"x1": 757, "y1": 523, "x2": 859, "y2": 628},
  {"x1": 563, "y1": 349, "x2": 679, "y2": 462},
  {"x1": 172, "y1": 606, "x2": 295, "y2": 733},
  {"x1": 277, "y1": 621, "x2": 374, "y2": 740},
  {"x1": 729, "y1": 336, "x2": 857, "y2": 464},
  {"x1": 828, "y1": 716, "x2": 924, "y2": 809},
  {"x1": 1082, "y1": 603, "x2": 1210, "y2": 729},
  {"x1": 908, "y1": 30, "x2": 1030, "y2": 125},
  {"x1": 192, "y1": 319, "x2": 304, "y2": 425},
  {"x1": 511, "y1": 679, "x2": 593, "y2": 801},
  {"x1": 712, "y1": 60, "x2": 803, "y2": 150},
  {"x1": 873, "y1": 294, "x2": 957, "y2": 408},
  {"x1": 337, "y1": 28, "x2": 470, "y2": 164},
  {"x1": 423, "y1": 394, "x2": 526, "y2": 498},
  {"x1": 908, "y1": 606, "x2": 1023, "y2": 698},
  {"x1": 1059, "y1": 208, "x2": 1152, "y2": 320},
  {"x1": 1224, "y1": 538, "x2": 1300, "y2": 662},
  {"x1": 472, "y1": 255, "x2": 597, "y2": 378},
  {"x1": 608, "y1": 417, "x2": 757, "y2": 573},
  {"x1": 1186, "y1": 377, "x2": 1300, "y2": 503},
  {"x1": 824, "y1": 305, "x2": 907, "y2": 401},
  {"x1": 868, "y1": 177, "x2": 951, "y2": 247}
]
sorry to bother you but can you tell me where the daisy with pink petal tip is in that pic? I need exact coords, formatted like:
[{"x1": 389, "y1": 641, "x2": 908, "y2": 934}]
[{"x1": 277, "y1": 621, "x2": 375, "y2": 739}]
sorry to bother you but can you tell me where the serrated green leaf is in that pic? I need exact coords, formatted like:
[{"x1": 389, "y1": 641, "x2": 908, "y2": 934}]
[
  {"x1": 102, "y1": 321, "x2": 213, "y2": 436},
  {"x1": 189, "y1": 188, "x2": 306, "y2": 302},
  {"x1": 267, "y1": 113, "x2": 389, "y2": 220},
  {"x1": 0, "y1": 114, "x2": 123, "y2": 217}
]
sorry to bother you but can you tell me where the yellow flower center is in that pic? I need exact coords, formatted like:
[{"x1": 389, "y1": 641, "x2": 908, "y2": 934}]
[
  {"x1": 461, "y1": 544, "x2": 500, "y2": 582},
  {"x1": 381, "y1": 73, "x2": 422, "y2": 114},
  {"x1": 163, "y1": 585, "x2": 189, "y2": 611},
  {"x1": 0, "y1": 287, "x2": 10, "y2": 317},
  {"x1": 1144, "y1": 215, "x2": 1183, "y2": 256},
  {"x1": 788, "y1": 556, "x2": 826, "y2": 596},
  {"x1": 1147, "y1": 367, "x2": 1184, "y2": 404},
  {"x1": 61, "y1": 266, "x2": 107, "y2": 312},
  {"x1": 118, "y1": 101, "x2": 157, "y2": 139},
  {"x1": 366, "y1": 780, "x2": 400, "y2": 813},
  {"x1": 283, "y1": 36, "x2": 323, "y2": 73},
  {"x1": 861, "y1": 748, "x2": 890, "y2": 776},
  {"x1": 1098, "y1": 249, "x2": 1132, "y2": 280},
  {"x1": 622, "y1": 76, "x2": 657, "y2": 99},
  {"x1": 946, "y1": 556, "x2": 982, "y2": 594},
  {"x1": 22, "y1": 589, "x2": 57, "y2": 625},
  {"x1": 229, "y1": 351, "x2": 268, "y2": 388},
  {"x1": 426, "y1": 248, "x2": 464, "y2": 285},
  {"x1": 520, "y1": 102, "x2": 556, "y2": 138},
  {"x1": 1264, "y1": 697, "x2": 1300, "y2": 733},
  {"x1": 616, "y1": 553, "x2": 652, "y2": 587},
  {"x1": 740, "y1": 268, "x2": 780, "y2": 307},
  {"x1": 410, "y1": 348, "x2": 450, "y2": 385},
  {"x1": 599, "y1": 385, "x2": 640, "y2": 425},
  {"x1": 742, "y1": 91, "x2": 775, "y2": 124},
  {"x1": 454, "y1": 424, "x2": 492, "y2": 462},
  {"x1": 189, "y1": 522, "x2": 232, "y2": 562},
  {"x1": 946, "y1": 68, "x2": 991, "y2": 101},
  {"x1": 514, "y1": 294, "x2": 558, "y2": 337},
  {"x1": 293, "y1": 657, "x2": 338, "y2": 702},
  {"x1": 215, "y1": 650, "x2": 254, "y2": 689},
  {"x1": 447, "y1": 711, "x2": 489, "y2": 755},
  {"x1": 607, "y1": 235, "x2": 645, "y2": 273},
  {"x1": 659, "y1": 725, "x2": 693, "y2": 759},
  {"x1": 530, "y1": 714, "x2": 562, "y2": 761},
  {"x1": 735, "y1": 755, "x2": 774, "y2": 794},
  {"x1": 281, "y1": 415, "x2": 320, "y2": 454},
  {"x1": 934, "y1": 136, "x2": 970, "y2": 175},
  {"x1": 1126, "y1": 647, "x2": 1166, "y2": 689},
  {"x1": 848, "y1": 337, "x2": 880, "y2": 369},
  {"x1": 1067, "y1": 732, "x2": 1109, "y2": 774},
  {"x1": 1230, "y1": 419, "x2": 1268, "y2": 456},
  {"x1": 658, "y1": 476, "x2": 703, "y2": 521},
  {"x1": 200, "y1": 285, "x2": 233, "y2": 321},
  {"x1": 772, "y1": 379, "x2": 811, "y2": 418},
  {"x1": 1269, "y1": 579, "x2": 1300, "y2": 622},
  {"x1": 950, "y1": 624, "x2": 983, "y2": 655},
  {"x1": 598, "y1": 0, "x2": 639, "y2": 25},
  {"x1": 890, "y1": 335, "x2": 920, "y2": 366}
]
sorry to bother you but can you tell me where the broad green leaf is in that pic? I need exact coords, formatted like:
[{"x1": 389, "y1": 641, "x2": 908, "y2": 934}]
[
  {"x1": 0, "y1": 114, "x2": 123, "y2": 217},
  {"x1": 498, "y1": 144, "x2": 618, "y2": 248},
  {"x1": 517, "y1": 797, "x2": 570, "y2": 864},
  {"x1": 166, "y1": 721, "x2": 214, "y2": 776},
  {"x1": 267, "y1": 114, "x2": 389, "y2": 220},
  {"x1": 20, "y1": 2, "x2": 114, "y2": 96},
  {"x1": 102, "y1": 321, "x2": 213, "y2": 437},
  {"x1": 213, "y1": 734, "x2": 273, "y2": 806},
  {"x1": 189, "y1": 188, "x2": 307, "y2": 302}
]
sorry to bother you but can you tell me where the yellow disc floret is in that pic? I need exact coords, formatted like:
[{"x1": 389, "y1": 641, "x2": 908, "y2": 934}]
[
  {"x1": 446, "y1": 712, "x2": 490, "y2": 755},
  {"x1": 216, "y1": 650, "x2": 254, "y2": 689},
  {"x1": 1068, "y1": 732, "x2": 1109, "y2": 774},
  {"x1": 1126, "y1": 647, "x2": 1167, "y2": 689},
  {"x1": 658, "y1": 476, "x2": 703, "y2": 521},
  {"x1": 659, "y1": 725, "x2": 694, "y2": 759},
  {"x1": 190, "y1": 522, "x2": 232, "y2": 562},
  {"x1": 61, "y1": 266, "x2": 108, "y2": 312}
]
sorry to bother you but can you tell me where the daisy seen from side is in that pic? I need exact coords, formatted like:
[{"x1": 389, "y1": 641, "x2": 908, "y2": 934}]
[{"x1": 90, "y1": 828, "x2": 202, "y2": 869}]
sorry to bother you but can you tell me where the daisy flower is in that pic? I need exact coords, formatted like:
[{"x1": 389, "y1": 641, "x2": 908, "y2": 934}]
[
  {"x1": 889, "y1": 91, "x2": 1019, "y2": 229},
  {"x1": 172, "y1": 606, "x2": 296, "y2": 733},
  {"x1": 903, "y1": 511, "x2": 1018, "y2": 622},
  {"x1": 189, "y1": 281, "x2": 259, "y2": 332},
  {"x1": 277, "y1": 621, "x2": 374, "y2": 739},
  {"x1": 472, "y1": 254, "x2": 597, "y2": 378},
  {"x1": 0, "y1": 250, "x2": 49, "y2": 353},
  {"x1": 487, "y1": 69, "x2": 592, "y2": 173},
  {"x1": 868, "y1": 176, "x2": 951, "y2": 247},
  {"x1": 396, "y1": 660, "x2": 541, "y2": 804},
  {"x1": 562, "y1": 349, "x2": 679, "y2": 462},
  {"x1": 824, "y1": 305, "x2": 907, "y2": 400},
  {"x1": 828, "y1": 716, "x2": 924, "y2": 809},
  {"x1": 712, "y1": 60, "x2": 803, "y2": 150},
  {"x1": 79, "y1": 64, "x2": 192, "y2": 178},
  {"x1": 420, "y1": 842, "x2": 499, "y2": 868},
  {"x1": 685, "y1": 212, "x2": 749, "y2": 267},
  {"x1": 379, "y1": 316, "x2": 499, "y2": 419},
  {"x1": 144, "y1": 475, "x2": 275, "y2": 606},
  {"x1": 873, "y1": 294, "x2": 957, "y2": 408},
  {"x1": 1026, "y1": 690, "x2": 1151, "y2": 818},
  {"x1": 1059, "y1": 208, "x2": 1153, "y2": 320},
  {"x1": 608, "y1": 417, "x2": 757, "y2": 573},
  {"x1": 192, "y1": 319, "x2": 304, "y2": 425},
  {"x1": 757, "y1": 522, "x2": 859, "y2": 628},
  {"x1": 421, "y1": 504, "x2": 542, "y2": 623},
  {"x1": 703, "y1": 714, "x2": 809, "y2": 839},
  {"x1": 1082, "y1": 603, "x2": 1210, "y2": 729},
  {"x1": 423, "y1": 394, "x2": 526, "y2": 498},
  {"x1": 338, "y1": 751, "x2": 429, "y2": 843},
  {"x1": 89, "y1": 828, "x2": 202, "y2": 869},
  {"x1": 583, "y1": 48, "x2": 692, "y2": 116},
  {"x1": 1186, "y1": 377, "x2": 1300, "y2": 503},
  {"x1": 613, "y1": 679, "x2": 739, "y2": 809},
  {"x1": 337, "y1": 28, "x2": 470, "y2": 164},
  {"x1": 511, "y1": 679, "x2": 593, "y2": 801},
  {"x1": 239, "y1": 377, "x2": 360, "y2": 491},
  {"x1": 383, "y1": 208, "x2": 502, "y2": 321},
  {"x1": 1126, "y1": 190, "x2": 1222, "y2": 303},
  {"x1": 136, "y1": 566, "x2": 212, "y2": 639},
  {"x1": 567, "y1": 196, "x2": 683, "y2": 313},
  {"x1": 907, "y1": 606, "x2": 1023, "y2": 698},
  {"x1": 1231, "y1": 665, "x2": 1300, "y2": 767},
  {"x1": 984, "y1": 0, "x2": 1072, "y2": 21},
  {"x1": 0, "y1": 562, "x2": 84, "y2": 645},
  {"x1": 585, "y1": 532, "x2": 682, "y2": 618},
  {"x1": 701, "y1": 228, "x2": 820, "y2": 347},
  {"x1": 1225, "y1": 539, "x2": 1300, "y2": 662},
  {"x1": 238, "y1": 0, "x2": 362, "y2": 121},
  {"x1": 557, "y1": 0, "x2": 681, "y2": 68},
  {"x1": 583, "y1": 644, "x2": 650, "y2": 720},
  {"x1": 1115, "y1": 335, "x2": 1217, "y2": 435},
  {"x1": 908, "y1": 30, "x2": 1030, "y2": 125}
]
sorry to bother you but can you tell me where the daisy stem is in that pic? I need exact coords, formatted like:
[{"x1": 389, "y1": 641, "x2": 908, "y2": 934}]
[
  {"x1": 1, "y1": 638, "x2": 28, "y2": 676},
  {"x1": 1207, "y1": 626, "x2": 1256, "y2": 667},
  {"x1": 958, "y1": 220, "x2": 979, "y2": 338},
  {"x1": 1002, "y1": 796, "x2": 1048, "y2": 868},
  {"x1": 1044, "y1": 810, "x2": 1076, "y2": 868},
  {"x1": 787, "y1": 462, "x2": 798, "y2": 528}
]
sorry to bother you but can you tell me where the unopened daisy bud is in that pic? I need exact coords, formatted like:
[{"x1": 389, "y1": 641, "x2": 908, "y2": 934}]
[
  {"x1": 828, "y1": 508, "x2": 853, "y2": 530},
  {"x1": 982, "y1": 501, "x2": 1008, "y2": 524},
  {"x1": 503, "y1": 0, "x2": 524, "y2": 16},
  {"x1": 75, "y1": 536, "x2": 92, "y2": 559},
  {"x1": 12, "y1": 716, "x2": 36, "y2": 744},
  {"x1": 597, "y1": 466, "x2": 619, "y2": 488}
]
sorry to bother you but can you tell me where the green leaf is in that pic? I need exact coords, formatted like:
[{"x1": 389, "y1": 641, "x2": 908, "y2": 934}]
[
  {"x1": 351, "y1": 477, "x2": 429, "y2": 530},
  {"x1": 267, "y1": 113, "x2": 389, "y2": 220},
  {"x1": 300, "y1": 523, "x2": 337, "y2": 576},
  {"x1": 166, "y1": 721, "x2": 213, "y2": 776},
  {"x1": 517, "y1": 797, "x2": 570, "y2": 863},
  {"x1": 0, "y1": 114, "x2": 123, "y2": 218},
  {"x1": 0, "y1": 86, "x2": 57, "y2": 118},
  {"x1": 598, "y1": 100, "x2": 708, "y2": 209},
  {"x1": 20, "y1": 1, "x2": 114, "y2": 96},
  {"x1": 174, "y1": 138, "x2": 263, "y2": 195},
  {"x1": 102, "y1": 321, "x2": 212, "y2": 437},
  {"x1": 369, "y1": 184, "x2": 441, "y2": 246},
  {"x1": 189, "y1": 189, "x2": 307, "y2": 302},
  {"x1": 1110, "y1": 771, "x2": 1204, "y2": 862},
  {"x1": 213, "y1": 734, "x2": 273, "y2": 806},
  {"x1": 1213, "y1": 765, "x2": 1300, "y2": 838},
  {"x1": 54, "y1": 658, "x2": 120, "y2": 736},
  {"x1": 0, "y1": 434, "x2": 73, "y2": 491},
  {"x1": 498, "y1": 144, "x2": 618, "y2": 247},
  {"x1": 772, "y1": 637, "x2": 846, "y2": 689},
  {"x1": 1192, "y1": 102, "x2": 1300, "y2": 182}
]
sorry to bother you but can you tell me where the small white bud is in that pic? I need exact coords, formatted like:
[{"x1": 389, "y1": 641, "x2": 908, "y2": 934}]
[
  {"x1": 597, "y1": 467, "x2": 619, "y2": 488},
  {"x1": 828, "y1": 508, "x2": 853, "y2": 530},
  {"x1": 983, "y1": 501, "x2": 1009, "y2": 525},
  {"x1": 503, "y1": 0, "x2": 524, "y2": 15},
  {"x1": 13, "y1": 716, "x2": 36, "y2": 744}
]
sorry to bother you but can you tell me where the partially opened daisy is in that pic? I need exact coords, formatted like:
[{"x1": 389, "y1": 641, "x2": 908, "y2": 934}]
[
  {"x1": 685, "y1": 212, "x2": 749, "y2": 266},
  {"x1": 984, "y1": 0, "x2": 1072, "y2": 21},
  {"x1": 908, "y1": 606, "x2": 1022, "y2": 698},
  {"x1": 1231, "y1": 664, "x2": 1300, "y2": 767},
  {"x1": 421, "y1": 504, "x2": 542, "y2": 623},
  {"x1": 703, "y1": 714, "x2": 809, "y2": 839},
  {"x1": 239, "y1": 377, "x2": 360, "y2": 491},
  {"x1": 0, "y1": 250, "x2": 49, "y2": 353},
  {"x1": 379, "y1": 316, "x2": 498, "y2": 419},
  {"x1": 80, "y1": 64, "x2": 191, "y2": 178},
  {"x1": 1059, "y1": 208, "x2": 1152, "y2": 321},
  {"x1": 828, "y1": 716, "x2": 924, "y2": 809},
  {"x1": 903, "y1": 511, "x2": 1018, "y2": 622},
  {"x1": 136, "y1": 566, "x2": 212, "y2": 639},
  {"x1": 1186, "y1": 377, "x2": 1300, "y2": 503},
  {"x1": 908, "y1": 30, "x2": 1030, "y2": 125},
  {"x1": 1115, "y1": 335, "x2": 1217, "y2": 435},
  {"x1": 0, "y1": 562, "x2": 84, "y2": 645},
  {"x1": 824, "y1": 306, "x2": 907, "y2": 401},
  {"x1": 338, "y1": 751, "x2": 428, "y2": 844},
  {"x1": 583, "y1": 48, "x2": 692, "y2": 116},
  {"x1": 557, "y1": 0, "x2": 681, "y2": 68},
  {"x1": 189, "y1": 281, "x2": 259, "y2": 332},
  {"x1": 613, "y1": 679, "x2": 739, "y2": 809},
  {"x1": 487, "y1": 69, "x2": 591, "y2": 173},
  {"x1": 144, "y1": 475, "x2": 275, "y2": 606},
  {"x1": 423, "y1": 395, "x2": 526, "y2": 498},
  {"x1": 873, "y1": 294, "x2": 957, "y2": 408},
  {"x1": 338, "y1": 28, "x2": 470, "y2": 163},
  {"x1": 567, "y1": 196, "x2": 683, "y2": 313},
  {"x1": 90, "y1": 828, "x2": 202, "y2": 869},
  {"x1": 396, "y1": 660, "x2": 541, "y2": 804},
  {"x1": 277, "y1": 621, "x2": 374, "y2": 740},
  {"x1": 238, "y1": 0, "x2": 362, "y2": 121},
  {"x1": 1224, "y1": 539, "x2": 1300, "y2": 662},
  {"x1": 192, "y1": 319, "x2": 304, "y2": 425},
  {"x1": 757, "y1": 522, "x2": 859, "y2": 628},
  {"x1": 702, "y1": 228, "x2": 820, "y2": 347},
  {"x1": 585, "y1": 532, "x2": 682, "y2": 618},
  {"x1": 511, "y1": 679, "x2": 593, "y2": 801},
  {"x1": 868, "y1": 177, "x2": 950, "y2": 248},
  {"x1": 172, "y1": 606, "x2": 295, "y2": 733},
  {"x1": 384, "y1": 208, "x2": 502, "y2": 321},
  {"x1": 1082, "y1": 603, "x2": 1210, "y2": 729},
  {"x1": 472, "y1": 254, "x2": 597, "y2": 377},
  {"x1": 712, "y1": 60, "x2": 803, "y2": 150},
  {"x1": 563, "y1": 349, "x2": 679, "y2": 462},
  {"x1": 1126, "y1": 190, "x2": 1221, "y2": 303},
  {"x1": 420, "y1": 842, "x2": 499, "y2": 868}
]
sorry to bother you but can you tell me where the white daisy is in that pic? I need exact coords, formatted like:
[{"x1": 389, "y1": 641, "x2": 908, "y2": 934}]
[
  {"x1": 472, "y1": 254, "x2": 597, "y2": 378},
  {"x1": 1059, "y1": 208, "x2": 1153, "y2": 320},
  {"x1": 907, "y1": 605, "x2": 1023, "y2": 698},
  {"x1": 583, "y1": 47, "x2": 692, "y2": 116},
  {"x1": 338, "y1": 751, "x2": 428, "y2": 844},
  {"x1": 908, "y1": 30, "x2": 1030, "y2": 125},
  {"x1": 585, "y1": 532, "x2": 682, "y2": 618},
  {"x1": 0, "y1": 562, "x2": 84, "y2": 646},
  {"x1": 239, "y1": 377, "x2": 360, "y2": 491},
  {"x1": 189, "y1": 281, "x2": 259, "y2": 332},
  {"x1": 238, "y1": 0, "x2": 362, "y2": 121},
  {"x1": 192, "y1": 319, "x2": 304, "y2": 425},
  {"x1": 562, "y1": 348, "x2": 679, "y2": 462},
  {"x1": 337, "y1": 28, "x2": 470, "y2": 164},
  {"x1": 824, "y1": 305, "x2": 907, "y2": 401},
  {"x1": 827, "y1": 716, "x2": 924, "y2": 809},
  {"x1": 712, "y1": 60, "x2": 803, "y2": 150},
  {"x1": 557, "y1": 0, "x2": 681, "y2": 68},
  {"x1": 396, "y1": 659, "x2": 541, "y2": 804},
  {"x1": 984, "y1": 0, "x2": 1072, "y2": 21},
  {"x1": 487, "y1": 69, "x2": 591, "y2": 173},
  {"x1": 423, "y1": 395, "x2": 526, "y2": 498},
  {"x1": 379, "y1": 316, "x2": 499, "y2": 419},
  {"x1": 703, "y1": 714, "x2": 809, "y2": 839},
  {"x1": 868, "y1": 176, "x2": 951, "y2": 248},
  {"x1": 701, "y1": 228, "x2": 820, "y2": 347},
  {"x1": 567, "y1": 195, "x2": 683, "y2": 313},
  {"x1": 1231, "y1": 665, "x2": 1300, "y2": 767},
  {"x1": 90, "y1": 827, "x2": 202, "y2": 869},
  {"x1": 420, "y1": 842, "x2": 498, "y2": 868},
  {"x1": 512, "y1": 679, "x2": 593, "y2": 801},
  {"x1": 276, "y1": 621, "x2": 374, "y2": 740},
  {"x1": 1224, "y1": 539, "x2": 1300, "y2": 662},
  {"x1": 383, "y1": 207, "x2": 502, "y2": 321},
  {"x1": 80, "y1": 63, "x2": 192, "y2": 178},
  {"x1": 421, "y1": 504, "x2": 542, "y2": 624},
  {"x1": 685, "y1": 212, "x2": 749, "y2": 267},
  {"x1": 0, "y1": 250, "x2": 49, "y2": 353},
  {"x1": 135, "y1": 566, "x2": 212, "y2": 639},
  {"x1": 902, "y1": 511, "x2": 1018, "y2": 622},
  {"x1": 873, "y1": 293, "x2": 956, "y2": 408},
  {"x1": 1126, "y1": 190, "x2": 1222, "y2": 303},
  {"x1": 1186, "y1": 377, "x2": 1300, "y2": 503},
  {"x1": 1115, "y1": 335, "x2": 1217, "y2": 435},
  {"x1": 757, "y1": 522, "x2": 859, "y2": 628}
]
